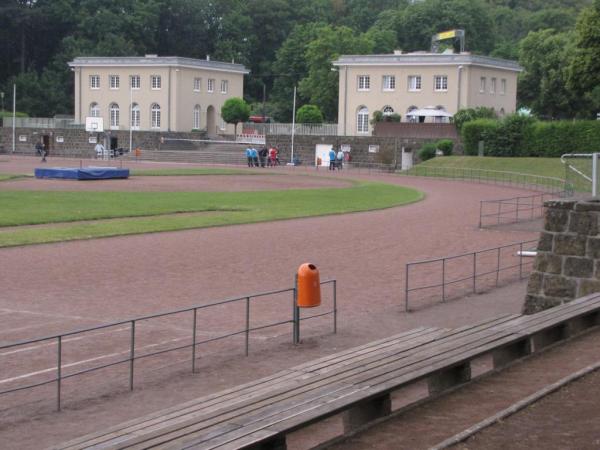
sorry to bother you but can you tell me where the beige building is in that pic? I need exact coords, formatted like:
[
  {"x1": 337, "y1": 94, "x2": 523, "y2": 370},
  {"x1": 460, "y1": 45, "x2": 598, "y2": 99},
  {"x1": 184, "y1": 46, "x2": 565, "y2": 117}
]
[
  {"x1": 68, "y1": 55, "x2": 249, "y2": 135},
  {"x1": 333, "y1": 52, "x2": 522, "y2": 136}
]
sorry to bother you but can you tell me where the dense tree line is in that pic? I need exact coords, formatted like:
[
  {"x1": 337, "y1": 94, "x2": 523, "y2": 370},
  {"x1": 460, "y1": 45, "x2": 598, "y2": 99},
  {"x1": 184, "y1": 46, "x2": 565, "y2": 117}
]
[{"x1": 0, "y1": 0, "x2": 598, "y2": 122}]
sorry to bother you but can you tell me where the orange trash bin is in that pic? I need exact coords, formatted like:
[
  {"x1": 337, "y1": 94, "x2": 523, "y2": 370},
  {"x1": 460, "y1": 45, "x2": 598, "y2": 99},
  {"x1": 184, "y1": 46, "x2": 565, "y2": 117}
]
[{"x1": 296, "y1": 263, "x2": 321, "y2": 308}]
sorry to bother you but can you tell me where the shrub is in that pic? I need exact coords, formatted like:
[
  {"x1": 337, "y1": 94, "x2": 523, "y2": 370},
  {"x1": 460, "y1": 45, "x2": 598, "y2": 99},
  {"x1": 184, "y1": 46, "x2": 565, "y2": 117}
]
[
  {"x1": 528, "y1": 121, "x2": 600, "y2": 157},
  {"x1": 436, "y1": 139, "x2": 454, "y2": 156},
  {"x1": 370, "y1": 110, "x2": 384, "y2": 124},
  {"x1": 296, "y1": 104, "x2": 323, "y2": 123},
  {"x1": 462, "y1": 119, "x2": 499, "y2": 155},
  {"x1": 453, "y1": 107, "x2": 497, "y2": 132},
  {"x1": 485, "y1": 114, "x2": 536, "y2": 157},
  {"x1": 418, "y1": 142, "x2": 437, "y2": 161}
]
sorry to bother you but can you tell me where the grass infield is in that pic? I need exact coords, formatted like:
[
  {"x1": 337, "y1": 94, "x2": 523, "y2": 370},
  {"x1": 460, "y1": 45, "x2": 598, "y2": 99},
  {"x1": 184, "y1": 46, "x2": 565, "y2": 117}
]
[{"x1": 0, "y1": 181, "x2": 422, "y2": 247}]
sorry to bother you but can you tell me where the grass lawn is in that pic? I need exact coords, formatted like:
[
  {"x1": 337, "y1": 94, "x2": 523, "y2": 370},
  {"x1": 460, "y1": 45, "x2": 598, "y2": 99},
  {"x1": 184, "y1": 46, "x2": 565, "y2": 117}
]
[
  {"x1": 0, "y1": 173, "x2": 28, "y2": 182},
  {"x1": 0, "y1": 182, "x2": 422, "y2": 247},
  {"x1": 131, "y1": 168, "x2": 260, "y2": 176},
  {"x1": 414, "y1": 156, "x2": 566, "y2": 179}
]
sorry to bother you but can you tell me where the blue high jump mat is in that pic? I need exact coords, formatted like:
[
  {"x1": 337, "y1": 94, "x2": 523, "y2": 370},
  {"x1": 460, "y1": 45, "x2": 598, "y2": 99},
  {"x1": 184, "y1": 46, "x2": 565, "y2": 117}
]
[{"x1": 35, "y1": 167, "x2": 130, "y2": 180}]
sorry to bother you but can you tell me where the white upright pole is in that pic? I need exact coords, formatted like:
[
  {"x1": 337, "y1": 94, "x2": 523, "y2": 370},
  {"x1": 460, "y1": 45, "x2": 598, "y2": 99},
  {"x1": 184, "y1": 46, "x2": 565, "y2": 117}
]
[
  {"x1": 129, "y1": 85, "x2": 133, "y2": 154},
  {"x1": 593, "y1": 153, "x2": 598, "y2": 197},
  {"x1": 12, "y1": 84, "x2": 16, "y2": 154},
  {"x1": 290, "y1": 85, "x2": 296, "y2": 165}
]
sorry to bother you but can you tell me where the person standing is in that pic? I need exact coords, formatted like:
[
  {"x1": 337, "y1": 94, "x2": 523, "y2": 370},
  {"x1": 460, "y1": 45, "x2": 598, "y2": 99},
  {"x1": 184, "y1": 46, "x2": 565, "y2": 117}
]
[
  {"x1": 245, "y1": 146, "x2": 253, "y2": 167},
  {"x1": 259, "y1": 146, "x2": 268, "y2": 167},
  {"x1": 251, "y1": 147, "x2": 259, "y2": 167},
  {"x1": 95, "y1": 142, "x2": 106, "y2": 159},
  {"x1": 40, "y1": 143, "x2": 48, "y2": 163},
  {"x1": 336, "y1": 148, "x2": 344, "y2": 170},
  {"x1": 328, "y1": 147, "x2": 336, "y2": 171},
  {"x1": 35, "y1": 141, "x2": 43, "y2": 157}
]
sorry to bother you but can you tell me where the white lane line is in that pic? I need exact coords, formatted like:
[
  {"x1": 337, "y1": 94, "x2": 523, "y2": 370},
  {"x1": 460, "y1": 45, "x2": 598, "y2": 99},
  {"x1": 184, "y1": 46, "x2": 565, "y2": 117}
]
[
  {"x1": 0, "y1": 336, "x2": 188, "y2": 385},
  {"x1": 0, "y1": 308, "x2": 98, "y2": 322},
  {"x1": 0, "y1": 320, "x2": 70, "y2": 335},
  {"x1": 0, "y1": 326, "x2": 132, "y2": 356}
]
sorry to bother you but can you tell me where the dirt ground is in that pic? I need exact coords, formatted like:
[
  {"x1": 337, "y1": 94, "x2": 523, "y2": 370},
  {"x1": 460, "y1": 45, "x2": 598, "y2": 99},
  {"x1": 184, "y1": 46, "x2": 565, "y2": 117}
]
[
  {"x1": 0, "y1": 156, "x2": 544, "y2": 449},
  {"x1": 2, "y1": 173, "x2": 352, "y2": 192}
]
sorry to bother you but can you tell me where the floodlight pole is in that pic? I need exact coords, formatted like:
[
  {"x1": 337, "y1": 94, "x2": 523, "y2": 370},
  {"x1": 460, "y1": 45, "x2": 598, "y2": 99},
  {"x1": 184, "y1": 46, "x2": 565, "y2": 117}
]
[
  {"x1": 593, "y1": 153, "x2": 598, "y2": 197},
  {"x1": 12, "y1": 84, "x2": 16, "y2": 154},
  {"x1": 290, "y1": 85, "x2": 296, "y2": 165},
  {"x1": 129, "y1": 85, "x2": 133, "y2": 154}
]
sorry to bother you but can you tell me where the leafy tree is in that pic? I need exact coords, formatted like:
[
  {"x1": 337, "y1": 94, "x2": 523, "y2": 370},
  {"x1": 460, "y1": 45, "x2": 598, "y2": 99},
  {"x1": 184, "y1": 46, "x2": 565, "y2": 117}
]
[
  {"x1": 299, "y1": 25, "x2": 373, "y2": 121},
  {"x1": 519, "y1": 29, "x2": 579, "y2": 119},
  {"x1": 568, "y1": 0, "x2": 600, "y2": 117},
  {"x1": 296, "y1": 104, "x2": 323, "y2": 123},
  {"x1": 221, "y1": 97, "x2": 251, "y2": 135}
]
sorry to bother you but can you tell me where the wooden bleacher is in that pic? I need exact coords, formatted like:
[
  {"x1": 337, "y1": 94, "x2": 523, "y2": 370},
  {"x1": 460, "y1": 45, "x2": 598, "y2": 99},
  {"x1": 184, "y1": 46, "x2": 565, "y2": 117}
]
[{"x1": 55, "y1": 293, "x2": 600, "y2": 450}]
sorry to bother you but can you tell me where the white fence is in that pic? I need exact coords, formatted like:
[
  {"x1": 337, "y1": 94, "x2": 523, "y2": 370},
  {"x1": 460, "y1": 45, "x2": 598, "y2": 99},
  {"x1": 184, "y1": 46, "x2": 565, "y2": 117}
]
[
  {"x1": 2, "y1": 117, "x2": 84, "y2": 129},
  {"x1": 241, "y1": 123, "x2": 338, "y2": 136}
]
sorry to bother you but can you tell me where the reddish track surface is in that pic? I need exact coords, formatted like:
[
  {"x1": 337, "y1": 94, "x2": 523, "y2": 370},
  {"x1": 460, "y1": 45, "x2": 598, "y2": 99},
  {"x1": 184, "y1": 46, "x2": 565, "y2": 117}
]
[{"x1": 0, "y1": 156, "x2": 540, "y2": 449}]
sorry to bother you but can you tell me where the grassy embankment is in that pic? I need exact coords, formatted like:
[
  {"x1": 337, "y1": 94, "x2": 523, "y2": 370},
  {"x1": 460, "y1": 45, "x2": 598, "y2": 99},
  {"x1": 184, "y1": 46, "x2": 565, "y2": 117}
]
[
  {"x1": 0, "y1": 182, "x2": 422, "y2": 247},
  {"x1": 410, "y1": 156, "x2": 565, "y2": 179}
]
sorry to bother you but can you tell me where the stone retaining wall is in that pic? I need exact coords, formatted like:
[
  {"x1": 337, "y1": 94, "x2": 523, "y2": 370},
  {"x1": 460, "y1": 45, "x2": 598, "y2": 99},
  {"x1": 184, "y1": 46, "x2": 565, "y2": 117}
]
[
  {"x1": 524, "y1": 198, "x2": 600, "y2": 314},
  {"x1": 265, "y1": 134, "x2": 436, "y2": 168}
]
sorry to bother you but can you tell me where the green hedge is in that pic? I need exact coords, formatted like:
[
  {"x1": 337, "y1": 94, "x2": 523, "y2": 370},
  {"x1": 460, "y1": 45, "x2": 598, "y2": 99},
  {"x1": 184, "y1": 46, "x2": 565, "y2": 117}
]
[
  {"x1": 462, "y1": 117, "x2": 600, "y2": 157},
  {"x1": 463, "y1": 119, "x2": 499, "y2": 155}
]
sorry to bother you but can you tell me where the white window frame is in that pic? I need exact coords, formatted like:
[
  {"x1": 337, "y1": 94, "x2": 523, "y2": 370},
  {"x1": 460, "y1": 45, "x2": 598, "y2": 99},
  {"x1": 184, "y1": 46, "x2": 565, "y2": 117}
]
[
  {"x1": 130, "y1": 75, "x2": 140, "y2": 90},
  {"x1": 382, "y1": 75, "x2": 395, "y2": 91},
  {"x1": 382, "y1": 106, "x2": 394, "y2": 116},
  {"x1": 480, "y1": 77, "x2": 486, "y2": 93},
  {"x1": 220, "y1": 117, "x2": 227, "y2": 131},
  {"x1": 357, "y1": 75, "x2": 370, "y2": 91},
  {"x1": 151, "y1": 103, "x2": 161, "y2": 129},
  {"x1": 408, "y1": 75, "x2": 421, "y2": 92},
  {"x1": 193, "y1": 77, "x2": 201, "y2": 92},
  {"x1": 109, "y1": 103, "x2": 120, "y2": 128},
  {"x1": 220, "y1": 80, "x2": 228, "y2": 94},
  {"x1": 193, "y1": 105, "x2": 201, "y2": 129},
  {"x1": 207, "y1": 78, "x2": 215, "y2": 93},
  {"x1": 434, "y1": 75, "x2": 448, "y2": 92},
  {"x1": 90, "y1": 102, "x2": 100, "y2": 117},
  {"x1": 151, "y1": 75, "x2": 161, "y2": 90},
  {"x1": 490, "y1": 77, "x2": 496, "y2": 94},
  {"x1": 500, "y1": 79, "x2": 507, "y2": 95},
  {"x1": 357, "y1": 107, "x2": 369, "y2": 134},
  {"x1": 109, "y1": 75, "x2": 120, "y2": 90},
  {"x1": 90, "y1": 75, "x2": 100, "y2": 89},
  {"x1": 131, "y1": 103, "x2": 140, "y2": 129}
]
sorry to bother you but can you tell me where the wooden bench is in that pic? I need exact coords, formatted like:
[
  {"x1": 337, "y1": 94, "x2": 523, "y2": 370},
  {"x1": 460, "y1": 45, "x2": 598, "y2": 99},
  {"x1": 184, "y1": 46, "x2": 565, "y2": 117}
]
[{"x1": 55, "y1": 293, "x2": 600, "y2": 450}]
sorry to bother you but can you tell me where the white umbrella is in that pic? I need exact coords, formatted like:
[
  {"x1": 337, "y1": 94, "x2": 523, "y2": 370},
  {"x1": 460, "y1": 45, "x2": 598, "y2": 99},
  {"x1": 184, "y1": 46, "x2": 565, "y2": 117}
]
[{"x1": 406, "y1": 107, "x2": 453, "y2": 117}]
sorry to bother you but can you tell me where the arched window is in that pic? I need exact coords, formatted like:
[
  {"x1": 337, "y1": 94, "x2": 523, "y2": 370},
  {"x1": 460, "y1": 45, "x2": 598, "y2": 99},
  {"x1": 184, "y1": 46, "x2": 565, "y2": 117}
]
[
  {"x1": 90, "y1": 103, "x2": 100, "y2": 118},
  {"x1": 109, "y1": 103, "x2": 119, "y2": 127},
  {"x1": 193, "y1": 105, "x2": 201, "y2": 129},
  {"x1": 382, "y1": 106, "x2": 394, "y2": 116},
  {"x1": 151, "y1": 103, "x2": 161, "y2": 129},
  {"x1": 357, "y1": 106, "x2": 369, "y2": 134},
  {"x1": 131, "y1": 103, "x2": 140, "y2": 129}
]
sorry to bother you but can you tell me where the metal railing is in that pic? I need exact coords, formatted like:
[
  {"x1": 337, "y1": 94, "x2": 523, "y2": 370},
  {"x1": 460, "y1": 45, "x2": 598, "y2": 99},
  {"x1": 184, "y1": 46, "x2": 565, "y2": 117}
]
[
  {"x1": 242, "y1": 123, "x2": 339, "y2": 136},
  {"x1": 2, "y1": 117, "x2": 85, "y2": 129},
  {"x1": 401, "y1": 166, "x2": 566, "y2": 194},
  {"x1": 0, "y1": 279, "x2": 336, "y2": 411},
  {"x1": 404, "y1": 239, "x2": 537, "y2": 311},
  {"x1": 479, "y1": 192, "x2": 561, "y2": 228}
]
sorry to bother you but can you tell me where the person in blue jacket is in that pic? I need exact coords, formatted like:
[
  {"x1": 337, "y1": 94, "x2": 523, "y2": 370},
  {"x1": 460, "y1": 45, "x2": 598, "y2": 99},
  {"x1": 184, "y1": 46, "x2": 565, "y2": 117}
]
[
  {"x1": 245, "y1": 147, "x2": 253, "y2": 167},
  {"x1": 251, "y1": 147, "x2": 259, "y2": 167},
  {"x1": 329, "y1": 148, "x2": 336, "y2": 171}
]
